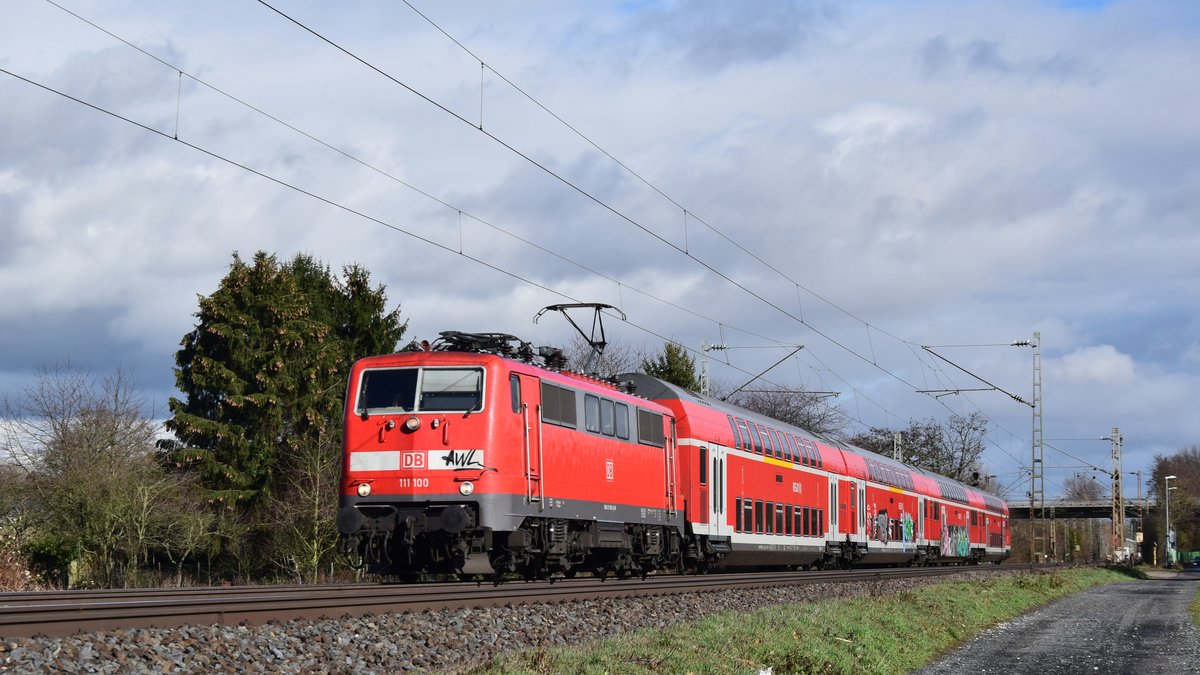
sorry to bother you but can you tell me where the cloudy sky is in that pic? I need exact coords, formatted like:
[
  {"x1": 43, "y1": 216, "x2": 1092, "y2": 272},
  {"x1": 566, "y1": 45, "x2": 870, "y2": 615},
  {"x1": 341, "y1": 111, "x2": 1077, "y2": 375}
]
[{"x1": 2, "y1": 0, "x2": 1197, "y2": 502}]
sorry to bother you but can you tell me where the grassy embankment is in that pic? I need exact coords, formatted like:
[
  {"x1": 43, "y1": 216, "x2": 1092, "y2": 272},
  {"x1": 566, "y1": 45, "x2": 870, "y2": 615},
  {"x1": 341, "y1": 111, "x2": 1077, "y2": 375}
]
[{"x1": 475, "y1": 567, "x2": 1137, "y2": 674}]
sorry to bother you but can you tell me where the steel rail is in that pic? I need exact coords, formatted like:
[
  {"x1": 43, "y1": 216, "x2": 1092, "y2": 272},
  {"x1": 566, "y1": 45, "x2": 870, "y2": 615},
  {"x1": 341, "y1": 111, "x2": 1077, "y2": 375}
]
[{"x1": 1, "y1": 565, "x2": 1027, "y2": 639}]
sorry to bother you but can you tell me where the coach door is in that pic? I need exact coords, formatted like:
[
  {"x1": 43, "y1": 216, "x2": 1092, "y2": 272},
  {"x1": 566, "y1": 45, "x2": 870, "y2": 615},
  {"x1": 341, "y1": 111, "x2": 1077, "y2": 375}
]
[
  {"x1": 917, "y1": 497, "x2": 925, "y2": 542},
  {"x1": 838, "y1": 479, "x2": 858, "y2": 537},
  {"x1": 710, "y1": 445, "x2": 728, "y2": 537},
  {"x1": 514, "y1": 373, "x2": 543, "y2": 507}
]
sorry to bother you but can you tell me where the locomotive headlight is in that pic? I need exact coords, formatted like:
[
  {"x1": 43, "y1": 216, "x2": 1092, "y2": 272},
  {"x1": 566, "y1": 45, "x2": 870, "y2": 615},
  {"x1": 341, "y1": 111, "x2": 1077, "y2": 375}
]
[
  {"x1": 458, "y1": 481, "x2": 475, "y2": 496},
  {"x1": 403, "y1": 417, "x2": 420, "y2": 431},
  {"x1": 356, "y1": 482, "x2": 372, "y2": 497}
]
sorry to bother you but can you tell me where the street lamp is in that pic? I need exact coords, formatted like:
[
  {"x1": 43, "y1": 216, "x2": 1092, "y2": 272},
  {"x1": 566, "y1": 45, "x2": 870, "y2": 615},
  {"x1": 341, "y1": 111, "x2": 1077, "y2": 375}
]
[{"x1": 1165, "y1": 475, "x2": 1177, "y2": 566}]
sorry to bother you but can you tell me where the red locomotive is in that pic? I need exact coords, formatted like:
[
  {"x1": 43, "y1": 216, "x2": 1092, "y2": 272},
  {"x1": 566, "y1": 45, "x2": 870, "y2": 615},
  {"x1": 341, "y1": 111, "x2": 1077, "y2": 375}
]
[{"x1": 337, "y1": 330, "x2": 1010, "y2": 580}]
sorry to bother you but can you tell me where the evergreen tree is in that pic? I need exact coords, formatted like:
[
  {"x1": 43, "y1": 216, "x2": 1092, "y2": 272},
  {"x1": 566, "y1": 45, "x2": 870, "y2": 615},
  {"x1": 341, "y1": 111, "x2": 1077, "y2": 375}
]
[
  {"x1": 164, "y1": 252, "x2": 406, "y2": 507},
  {"x1": 640, "y1": 341, "x2": 700, "y2": 391}
]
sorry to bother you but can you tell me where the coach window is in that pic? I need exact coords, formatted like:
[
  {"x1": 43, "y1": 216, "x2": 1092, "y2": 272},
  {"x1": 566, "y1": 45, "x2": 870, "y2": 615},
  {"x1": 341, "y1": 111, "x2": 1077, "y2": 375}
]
[
  {"x1": 754, "y1": 500, "x2": 764, "y2": 534},
  {"x1": 699, "y1": 447, "x2": 708, "y2": 486},
  {"x1": 769, "y1": 429, "x2": 785, "y2": 459},
  {"x1": 735, "y1": 497, "x2": 743, "y2": 532},
  {"x1": 776, "y1": 503, "x2": 785, "y2": 534},
  {"x1": 765, "y1": 502, "x2": 774, "y2": 534},
  {"x1": 748, "y1": 424, "x2": 764, "y2": 455},
  {"x1": 761, "y1": 425, "x2": 775, "y2": 456},
  {"x1": 727, "y1": 416, "x2": 742, "y2": 450},
  {"x1": 782, "y1": 433, "x2": 796, "y2": 463},
  {"x1": 794, "y1": 506, "x2": 803, "y2": 536},
  {"x1": 802, "y1": 507, "x2": 810, "y2": 536},
  {"x1": 744, "y1": 499, "x2": 754, "y2": 534},
  {"x1": 584, "y1": 394, "x2": 601, "y2": 433},
  {"x1": 735, "y1": 419, "x2": 752, "y2": 452},
  {"x1": 600, "y1": 399, "x2": 616, "y2": 436},
  {"x1": 614, "y1": 403, "x2": 630, "y2": 439}
]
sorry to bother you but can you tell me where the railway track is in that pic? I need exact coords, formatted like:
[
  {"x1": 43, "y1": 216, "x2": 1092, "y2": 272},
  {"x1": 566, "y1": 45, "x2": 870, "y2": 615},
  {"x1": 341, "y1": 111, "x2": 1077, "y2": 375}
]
[{"x1": 2, "y1": 564, "x2": 1025, "y2": 639}]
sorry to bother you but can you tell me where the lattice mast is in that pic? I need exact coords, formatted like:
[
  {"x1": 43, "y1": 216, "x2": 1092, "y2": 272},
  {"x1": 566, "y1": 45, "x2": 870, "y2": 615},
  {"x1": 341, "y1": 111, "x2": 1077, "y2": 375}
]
[{"x1": 1111, "y1": 427, "x2": 1124, "y2": 558}]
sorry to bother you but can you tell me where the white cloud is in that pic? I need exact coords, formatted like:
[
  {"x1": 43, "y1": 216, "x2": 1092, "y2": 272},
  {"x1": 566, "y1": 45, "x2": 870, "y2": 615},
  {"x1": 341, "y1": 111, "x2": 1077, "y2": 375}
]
[{"x1": 1052, "y1": 345, "x2": 1136, "y2": 386}]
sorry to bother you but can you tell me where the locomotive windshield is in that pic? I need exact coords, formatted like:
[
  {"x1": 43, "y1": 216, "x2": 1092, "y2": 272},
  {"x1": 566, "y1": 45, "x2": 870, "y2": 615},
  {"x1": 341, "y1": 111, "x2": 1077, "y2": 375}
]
[{"x1": 357, "y1": 367, "x2": 484, "y2": 414}]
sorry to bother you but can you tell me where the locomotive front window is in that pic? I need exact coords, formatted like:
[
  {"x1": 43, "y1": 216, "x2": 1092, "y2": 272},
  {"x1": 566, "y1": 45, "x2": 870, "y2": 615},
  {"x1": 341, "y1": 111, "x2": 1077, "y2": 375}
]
[
  {"x1": 357, "y1": 367, "x2": 483, "y2": 414},
  {"x1": 418, "y1": 368, "x2": 484, "y2": 412},
  {"x1": 358, "y1": 368, "x2": 418, "y2": 413}
]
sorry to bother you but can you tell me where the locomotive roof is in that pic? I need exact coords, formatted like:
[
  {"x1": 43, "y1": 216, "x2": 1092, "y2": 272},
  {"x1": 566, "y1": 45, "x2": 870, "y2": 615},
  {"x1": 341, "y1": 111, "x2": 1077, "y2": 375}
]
[{"x1": 619, "y1": 372, "x2": 1006, "y2": 509}]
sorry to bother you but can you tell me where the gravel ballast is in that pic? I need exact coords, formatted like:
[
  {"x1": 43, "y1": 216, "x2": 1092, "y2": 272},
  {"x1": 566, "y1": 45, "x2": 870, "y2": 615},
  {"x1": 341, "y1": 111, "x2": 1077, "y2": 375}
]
[{"x1": 1, "y1": 570, "x2": 1023, "y2": 673}]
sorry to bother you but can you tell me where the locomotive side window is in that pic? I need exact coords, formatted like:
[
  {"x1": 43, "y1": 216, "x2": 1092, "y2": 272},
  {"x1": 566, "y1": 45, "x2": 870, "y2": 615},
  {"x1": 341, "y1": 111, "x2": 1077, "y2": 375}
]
[
  {"x1": 615, "y1": 403, "x2": 630, "y2": 439},
  {"x1": 637, "y1": 409, "x2": 666, "y2": 447},
  {"x1": 600, "y1": 399, "x2": 616, "y2": 436},
  {"x1": 541, "y1": 383, "x2": 578, "y2": 428},
  {"x1": 584, "y1": 395, "x2": 601, "y2": 433},
  {"x1": 509, "y1": 374, "x2": 521, "y2": 413}
]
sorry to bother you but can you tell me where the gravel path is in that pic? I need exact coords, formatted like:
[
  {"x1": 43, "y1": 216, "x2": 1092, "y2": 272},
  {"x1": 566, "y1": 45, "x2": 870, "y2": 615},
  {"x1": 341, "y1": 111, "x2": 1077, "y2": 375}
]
[
  {"x1": 915, "y1": 571, "x2": 1200, "y2": 675},
  {"x1": 1, "y1": 571, "x2": 1008, "y2": 673}
]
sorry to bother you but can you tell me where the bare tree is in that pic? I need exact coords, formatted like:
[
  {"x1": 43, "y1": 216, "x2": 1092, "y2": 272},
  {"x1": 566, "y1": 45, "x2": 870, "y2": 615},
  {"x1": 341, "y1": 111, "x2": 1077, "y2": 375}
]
[
  {"x1": 2, "y1": 365, "x2": 208, "y2": 587},
  {"x1": 561, "y1": 334, "x2": 640, "y2": 378},
  {"x1": 268, "y1": 427, "x2": 341, "y2": 584},
  {"x1": 1063, "y1": 474, "x2": 1105, "y2": 501},
  {"x1": 848, "y1": 412, "x2": 990, "y2": 486},
  {"x1": 723, "y1": 385, "x2": 848, "y2": 438}
]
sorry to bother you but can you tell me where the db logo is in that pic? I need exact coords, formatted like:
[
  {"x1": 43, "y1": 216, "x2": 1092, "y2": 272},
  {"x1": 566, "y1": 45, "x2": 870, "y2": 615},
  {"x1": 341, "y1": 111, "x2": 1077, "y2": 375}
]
[{"x1": 401, "y1": 452, "x2": 426, "y2": 469}]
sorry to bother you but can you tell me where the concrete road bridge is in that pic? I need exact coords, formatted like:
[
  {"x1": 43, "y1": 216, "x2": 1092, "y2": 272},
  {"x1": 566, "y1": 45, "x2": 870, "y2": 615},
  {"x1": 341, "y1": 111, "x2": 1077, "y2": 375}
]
[{"x1": 1007, "y1": 498, "x2": 1151, "y2": 520}]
